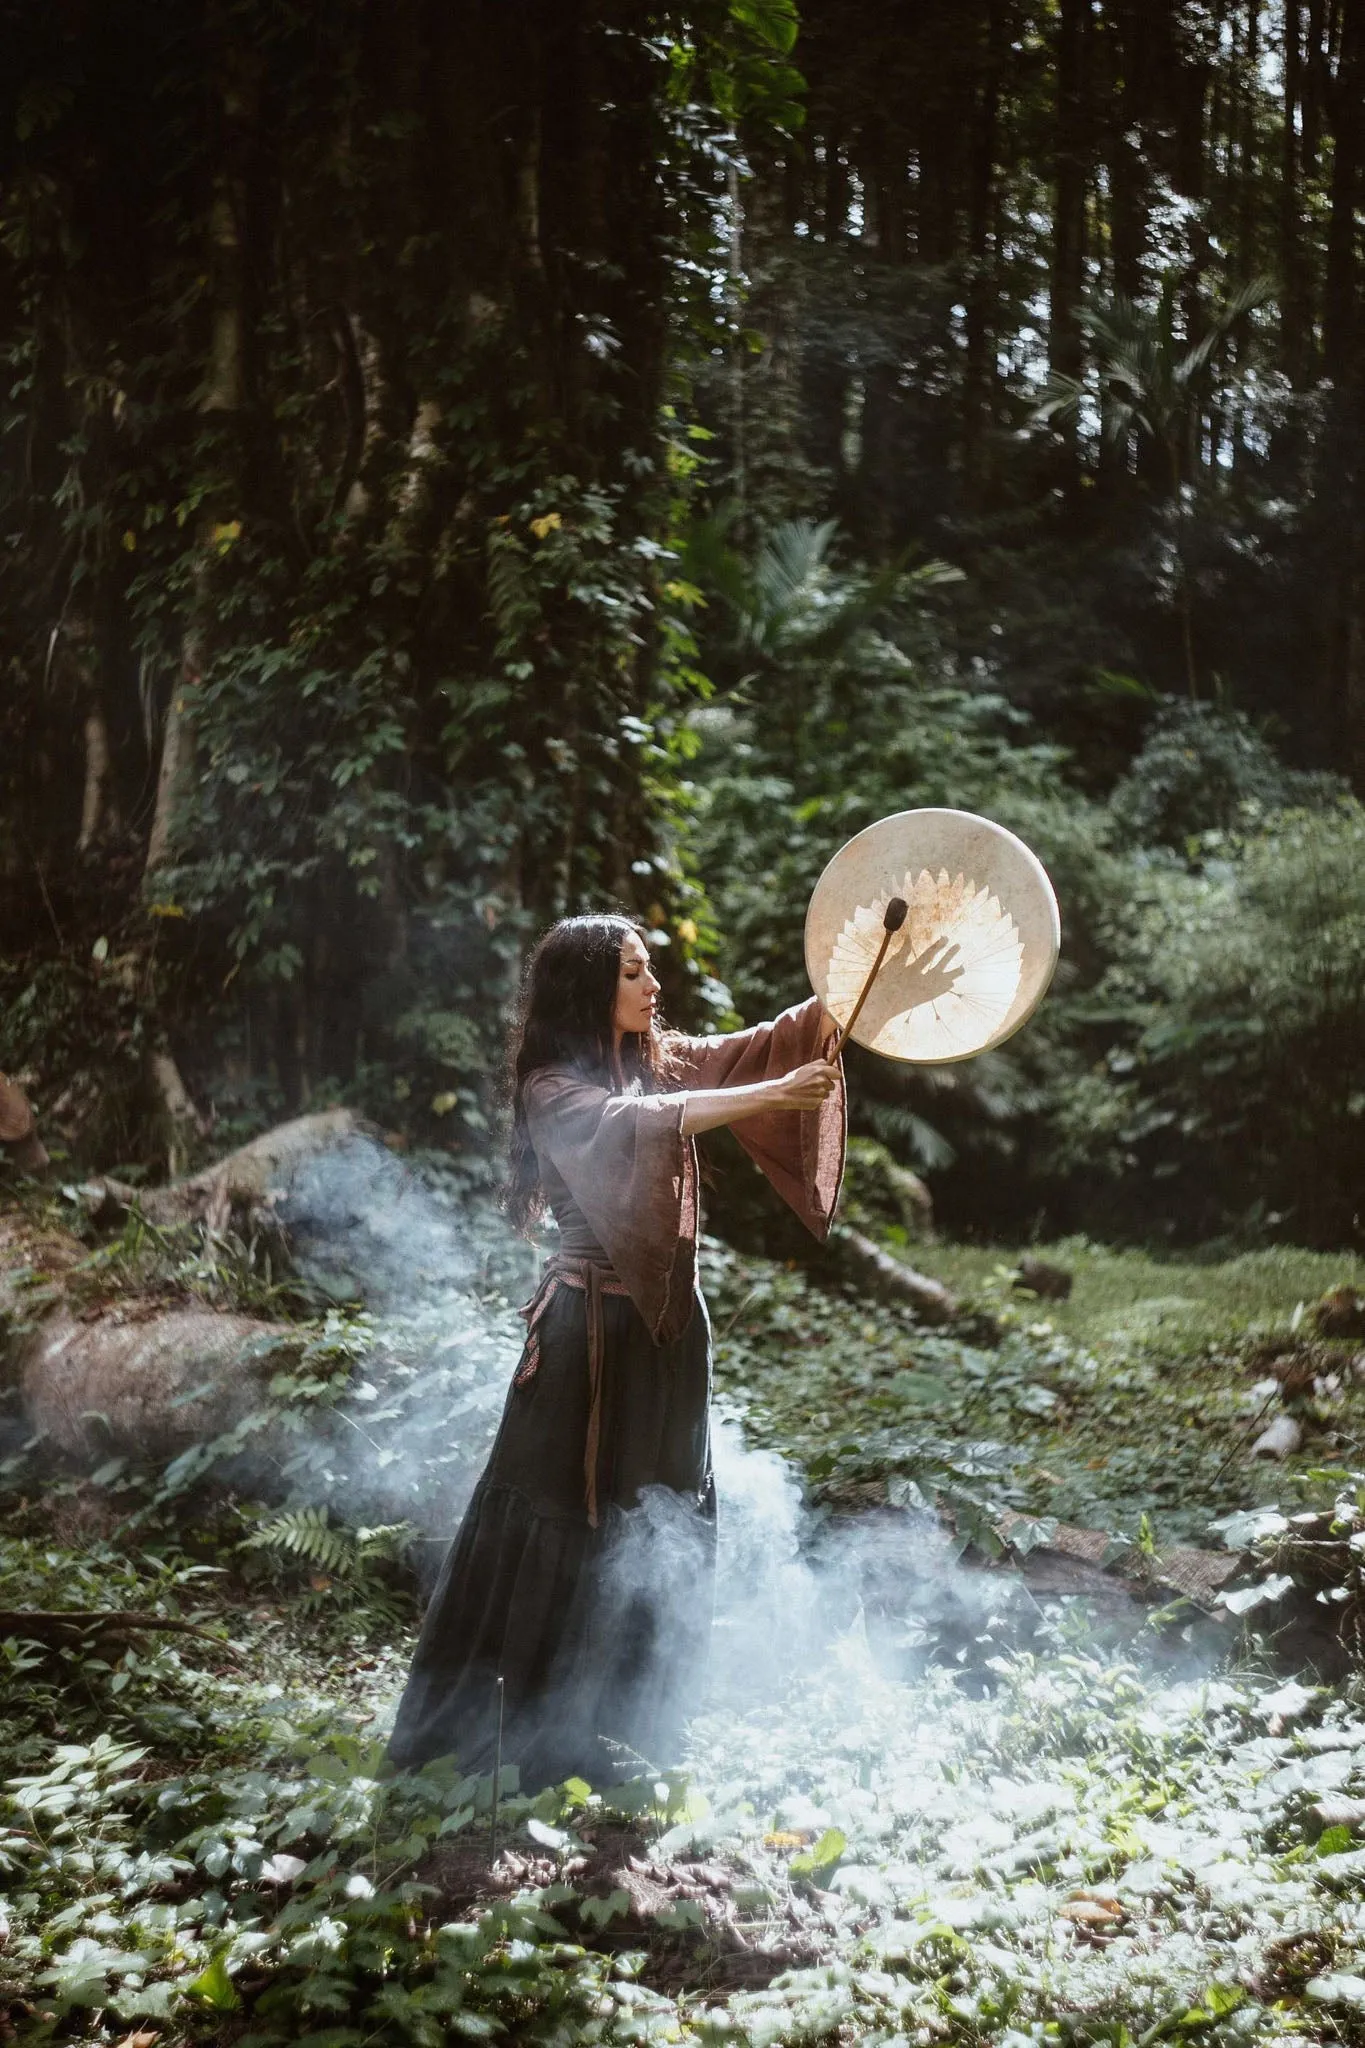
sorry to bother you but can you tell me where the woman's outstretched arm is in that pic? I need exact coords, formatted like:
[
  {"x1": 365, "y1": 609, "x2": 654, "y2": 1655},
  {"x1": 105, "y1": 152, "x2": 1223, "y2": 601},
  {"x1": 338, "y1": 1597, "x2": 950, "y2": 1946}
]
[{"x1": 678, "y1": 1060, "x2": 837, "y2": 1135}]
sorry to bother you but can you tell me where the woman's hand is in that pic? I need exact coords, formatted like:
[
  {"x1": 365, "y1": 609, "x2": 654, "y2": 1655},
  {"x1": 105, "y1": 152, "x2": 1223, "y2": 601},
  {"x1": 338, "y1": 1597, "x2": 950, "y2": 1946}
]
[
  {"x1": 766, "y1": 1060, "x2": 840, "y2": 1112},
  {"x1": 677, "y1": 1059, "x2": 839, "y2": 1136}
]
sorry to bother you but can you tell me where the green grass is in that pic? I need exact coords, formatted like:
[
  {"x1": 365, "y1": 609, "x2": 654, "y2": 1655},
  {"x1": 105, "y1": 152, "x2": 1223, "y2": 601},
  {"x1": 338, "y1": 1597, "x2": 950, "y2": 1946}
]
[{"x1": 904, "y1": 1235, "x2": 1365, "y2": 1359}]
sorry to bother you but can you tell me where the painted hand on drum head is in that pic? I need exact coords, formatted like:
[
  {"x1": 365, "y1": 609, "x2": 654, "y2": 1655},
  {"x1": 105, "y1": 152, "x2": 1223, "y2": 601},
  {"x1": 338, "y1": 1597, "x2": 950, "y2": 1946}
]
[{"x1": 890, "y1": 934, "x2": 963, "y2": 1010}]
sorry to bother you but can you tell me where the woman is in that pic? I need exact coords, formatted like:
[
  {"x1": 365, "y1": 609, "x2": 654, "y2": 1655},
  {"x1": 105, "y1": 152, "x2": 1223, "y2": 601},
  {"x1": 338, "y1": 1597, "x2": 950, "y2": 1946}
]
[{"x1": 388, "y1": 914, "x2": 844, "y2": 1788}]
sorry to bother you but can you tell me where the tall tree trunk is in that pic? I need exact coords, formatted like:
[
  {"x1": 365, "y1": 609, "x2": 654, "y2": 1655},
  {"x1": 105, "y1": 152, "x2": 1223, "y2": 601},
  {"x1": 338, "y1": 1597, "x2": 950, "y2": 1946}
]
[
  {"x1": 60, "y1": 616, "x2": 120, "y2": 854},
  {"x1": 963, "y1": 0, "x2": 1003, "y2": 492},
  {"x1": 1236, "y1": 0, "x2": 1260, "y2": 281},
  {"x1": 1281, "y1": 0, "x2": 1308, "y2": 380},
  {"x1": 1106, "y1": 0, "x2": 1150, "y2": 299},
  {"x1": 1304, "y1": 0, "x2": 1328, "y2": 178},
  {"x1": 144, "y1": 106, "x2": 249, "y2": 881},
  {"x1": 727, "y1": 158, "x2": 748, "y2": 522},
  {"x1": 1321, "y1": 0, "x2": 1365, "y2": 786},
  {"x1": 78, "y1": 704, "x2": 117, "y2": 853},
  {"x1": 1323, "y1": 0, "x2": 1362, "y2": 386},
  {"x1": 1050, "y1": 0, "x2": 1091, "y2": 487}
]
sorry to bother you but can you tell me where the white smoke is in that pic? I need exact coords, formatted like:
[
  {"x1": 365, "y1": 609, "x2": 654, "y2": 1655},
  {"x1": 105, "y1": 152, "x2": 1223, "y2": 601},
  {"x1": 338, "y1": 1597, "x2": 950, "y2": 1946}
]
[{"x1": 272, "y1": 1134, "x2": 1039, "y2": 1749}]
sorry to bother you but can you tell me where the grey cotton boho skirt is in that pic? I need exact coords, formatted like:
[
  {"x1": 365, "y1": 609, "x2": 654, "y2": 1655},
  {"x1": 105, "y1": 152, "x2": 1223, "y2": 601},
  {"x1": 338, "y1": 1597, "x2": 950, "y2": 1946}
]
[{"x1": 386, "y1": 1271, "x2": 717, "y2": 1792}]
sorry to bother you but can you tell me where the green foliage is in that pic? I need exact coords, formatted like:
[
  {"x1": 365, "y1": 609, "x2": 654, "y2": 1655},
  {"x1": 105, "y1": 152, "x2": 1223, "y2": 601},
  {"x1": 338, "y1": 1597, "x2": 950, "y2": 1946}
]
[
  {"x1": 239, "y1": 1506, "x2": 414, "y2": 1623},
  {"x1": 1110, "y1": 702, "x2": 1342, "y2": 848},
  {"x1": 0, "y1": 0, "x2": 785, "y2": 1164},
  {"x1": 1034, "y1": 275, "x2": 1276, "y2": 491},
  {"x1": 705, "y1": 1234, "x2": 1365, "y2": 1540},
  {"x1": 0, "y1": 951, "x2": 159, "y2": 1169},
  {"x1": 1065, "y1": 803, "x2": 1365, "y2": 1241},
  {"x1": 685, "y1": 514, "x2": 1134, "y2": 1209},
  {"x1": 8, "y1": 1202, "x2": 1365, "y2": 2043},
  {"x1": 682, "y1": 0, "x2": 805, "y2": 133},
  {"x1": 690, "y1": 519, "x2": 1082, "y2": 1016},
  {"x1": 40, "y1": 1201, "x2": 315, "y2": 1324},
  {"x1": 11, "y1": 1506, "x2": 1365, "y2": 2047},
  {"x1": 680, "y1": 490, "x2": 1365, "y2": 1247}
]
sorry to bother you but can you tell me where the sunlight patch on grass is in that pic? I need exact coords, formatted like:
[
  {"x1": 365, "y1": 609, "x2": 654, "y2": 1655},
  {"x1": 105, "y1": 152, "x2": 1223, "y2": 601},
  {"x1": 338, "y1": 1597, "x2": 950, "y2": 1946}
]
[{"x1": 911, "y1": 1236, "x2": 1365, "y2": 1358}]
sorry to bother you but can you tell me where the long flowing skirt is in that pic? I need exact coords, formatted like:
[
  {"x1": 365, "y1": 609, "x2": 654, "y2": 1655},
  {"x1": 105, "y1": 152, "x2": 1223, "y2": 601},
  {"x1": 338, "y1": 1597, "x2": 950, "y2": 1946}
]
[{"x1": 387, "y1": 1283, "x2": 716, "y2": 1790}]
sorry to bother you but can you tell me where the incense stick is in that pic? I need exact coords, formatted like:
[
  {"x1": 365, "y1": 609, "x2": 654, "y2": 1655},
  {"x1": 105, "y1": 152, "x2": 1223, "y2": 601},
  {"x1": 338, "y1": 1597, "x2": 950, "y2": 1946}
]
[{"x1": 490, "y1": 1674, "x2": 505, "y2": 1863}]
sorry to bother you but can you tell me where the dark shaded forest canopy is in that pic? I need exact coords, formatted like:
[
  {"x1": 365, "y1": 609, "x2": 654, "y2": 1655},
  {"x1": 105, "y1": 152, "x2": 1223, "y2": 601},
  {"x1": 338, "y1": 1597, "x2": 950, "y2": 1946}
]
[{"x1": 2, "y1": 0, "x2": 1364, "y2": 1246}]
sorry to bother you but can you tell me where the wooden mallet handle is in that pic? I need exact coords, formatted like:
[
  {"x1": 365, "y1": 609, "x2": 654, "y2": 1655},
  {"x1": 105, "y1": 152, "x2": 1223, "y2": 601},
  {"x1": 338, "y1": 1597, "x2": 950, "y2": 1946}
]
[{"x1": 828, "y1": 896, "x2": 908, "y2": 1060}]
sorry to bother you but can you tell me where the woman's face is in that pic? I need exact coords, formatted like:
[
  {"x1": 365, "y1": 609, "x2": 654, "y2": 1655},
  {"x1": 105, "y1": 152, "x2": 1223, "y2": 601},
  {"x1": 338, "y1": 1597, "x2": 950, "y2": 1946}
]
[{"x1": 613, "y1": 930, "x2": 660, "y2": 1039}]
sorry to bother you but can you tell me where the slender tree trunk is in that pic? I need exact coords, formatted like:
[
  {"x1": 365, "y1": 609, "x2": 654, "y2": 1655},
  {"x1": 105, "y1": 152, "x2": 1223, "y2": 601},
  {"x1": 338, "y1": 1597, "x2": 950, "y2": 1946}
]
[
  {"x1": 1304, "y1": 0, "x2": 1328, "y2": 179},
  {"x1": 145, "y1": 99, "x2": 249, "y2": 881},
  {"x1": 1281, "y1": 0, "x2": 1308, "y2": 381},
  {"x1": 78, "y1": 705, "x2": 116, "y2": 852},
  {"x1": 1321, "y1": 0, "x2": 1365, "y2": 785},
  {"x1": 727, "y1": 158, "x2": 747, "y2": 522},
  {"x1": 1236, "y1": 1, "x2": 1260, "y2": 282},
  {"x1": 1050, "y1": 0, "x2": 1091, "y2": 488},
  {"x1": 1107, "y1": 0, "x2": 1149, "y2": 299},
  {"x1": 963, "y1": 0, "x2": 1003, "y2": 492},
  {"x1": 143, "y1": 628, "x2": 199, "y2": 878},
  {"x1": 60, "y1": 617, "x2": 120, "y2": 854},
  {"x1": 1323, "y1": 0, "x2": 1362, "y2": 386},
  {"x1": 1346, "y1": 550, "x2": 1365, "y2": 789},
  {"x1": 1165, "y1": 439, "x2": 1200, "y2": 700}
]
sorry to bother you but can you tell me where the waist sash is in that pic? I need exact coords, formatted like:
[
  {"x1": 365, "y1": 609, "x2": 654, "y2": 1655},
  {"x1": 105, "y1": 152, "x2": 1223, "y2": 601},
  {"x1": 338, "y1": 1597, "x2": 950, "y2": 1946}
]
[{"x1": 516, "y1": 1254, "x2": 633, "y2": 1528}]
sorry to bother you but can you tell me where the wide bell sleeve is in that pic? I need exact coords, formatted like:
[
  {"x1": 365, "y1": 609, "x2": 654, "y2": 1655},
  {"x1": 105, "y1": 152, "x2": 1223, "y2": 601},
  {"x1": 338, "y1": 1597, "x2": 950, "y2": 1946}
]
[
  {"x1": 523, "y1": 1071, "x2": 700, "y2": 1344},
  {"x1": 667, "y1": 995, "x2": 846, "y2": 1241}
]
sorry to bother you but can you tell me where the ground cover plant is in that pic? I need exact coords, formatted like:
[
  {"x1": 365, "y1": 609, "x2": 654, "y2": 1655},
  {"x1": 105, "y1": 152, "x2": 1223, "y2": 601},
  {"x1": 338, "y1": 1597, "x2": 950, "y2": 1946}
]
[
  {"x1": 10, "y1": 1462, "x2": 1365, "y2": 2047},
  {"x1": 7, "y1": 1190, "x2": 1365, "y2": 2046},
  {"x1": 707, "y1": 1237, "x2": 1365, "y2": 1543}
]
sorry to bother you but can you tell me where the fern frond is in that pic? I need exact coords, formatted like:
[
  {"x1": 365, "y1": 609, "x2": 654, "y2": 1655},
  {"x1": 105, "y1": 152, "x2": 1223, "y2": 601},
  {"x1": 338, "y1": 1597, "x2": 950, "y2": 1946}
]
[{"x1": 241, "y1": 1505, "x2": 356, "y2": 1576}]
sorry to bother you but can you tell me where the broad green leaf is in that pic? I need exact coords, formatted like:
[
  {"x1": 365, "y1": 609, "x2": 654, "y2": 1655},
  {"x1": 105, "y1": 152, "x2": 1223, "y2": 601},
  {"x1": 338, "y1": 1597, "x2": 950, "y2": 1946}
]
[{"x1": 186, "y1": 1951, "x2": 240, "y2": 2010}]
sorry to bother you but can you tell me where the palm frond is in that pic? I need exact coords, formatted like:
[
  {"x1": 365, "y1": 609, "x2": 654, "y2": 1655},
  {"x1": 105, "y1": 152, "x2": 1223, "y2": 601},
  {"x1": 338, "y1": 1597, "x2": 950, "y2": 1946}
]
[
  {"x1": 1030, "y1": 374, "x2": 1086, "y2": 428},
  {"x1": 751, "y1": 518, "x2": 840, "y2": 615}
]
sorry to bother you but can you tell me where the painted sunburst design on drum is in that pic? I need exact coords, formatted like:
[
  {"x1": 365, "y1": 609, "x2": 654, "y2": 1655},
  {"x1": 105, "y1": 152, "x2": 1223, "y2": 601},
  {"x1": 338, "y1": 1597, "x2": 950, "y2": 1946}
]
[{"x1": 825, "y1": 867, "x2": 1025, "y2": 1060}]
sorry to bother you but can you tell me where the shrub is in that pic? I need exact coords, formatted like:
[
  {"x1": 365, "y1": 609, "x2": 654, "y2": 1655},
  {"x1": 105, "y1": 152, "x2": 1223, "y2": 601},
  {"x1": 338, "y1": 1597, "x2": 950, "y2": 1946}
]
[
  {"x1": 1061, "y1": 802, "x2": 1365, "y2": 1242},
  {"x1": 1109, "y1": 699, "x2": 1340, "y2": 848}
]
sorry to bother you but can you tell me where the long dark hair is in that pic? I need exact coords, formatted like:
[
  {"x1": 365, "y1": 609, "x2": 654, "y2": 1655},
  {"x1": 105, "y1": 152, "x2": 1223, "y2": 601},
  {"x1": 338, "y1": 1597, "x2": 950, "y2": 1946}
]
[{"x1": 505, "y1": 914, "x2": 669, "y2": 1234}]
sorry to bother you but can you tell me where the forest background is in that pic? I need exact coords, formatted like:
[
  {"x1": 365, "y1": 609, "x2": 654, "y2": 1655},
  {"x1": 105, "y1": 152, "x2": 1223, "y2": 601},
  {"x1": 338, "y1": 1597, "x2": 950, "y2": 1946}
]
[
  {"x1": 3, "y1": 0, "x2": 1365, "y2": 1255},
  {"x1": 11, "y1": 8, "x2": 1365, "y2": 2042}
]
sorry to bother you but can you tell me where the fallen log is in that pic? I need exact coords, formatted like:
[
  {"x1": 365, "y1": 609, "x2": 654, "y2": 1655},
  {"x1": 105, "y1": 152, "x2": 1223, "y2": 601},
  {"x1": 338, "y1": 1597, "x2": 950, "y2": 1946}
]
[
  {"x1": 87, "y1": 1107, "x2": 364, "y2": 1233},
  {"x1": 826, "y1": 1225, "x2": 957, "y2": 1324}
]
